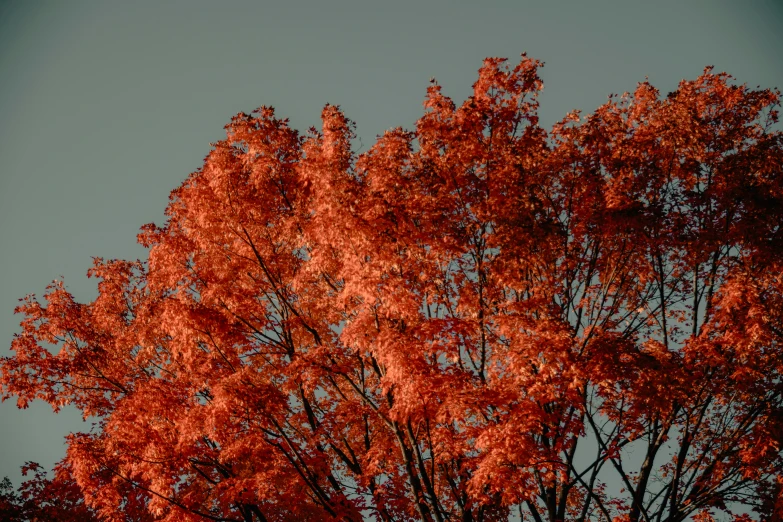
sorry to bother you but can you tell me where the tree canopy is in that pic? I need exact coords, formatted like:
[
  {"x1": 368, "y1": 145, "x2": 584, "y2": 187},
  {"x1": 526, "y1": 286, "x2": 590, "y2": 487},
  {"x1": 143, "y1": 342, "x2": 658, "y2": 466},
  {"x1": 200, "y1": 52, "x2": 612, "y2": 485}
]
[{"x1": 2, "y1": 55, "x2": 783, "y2": 521}]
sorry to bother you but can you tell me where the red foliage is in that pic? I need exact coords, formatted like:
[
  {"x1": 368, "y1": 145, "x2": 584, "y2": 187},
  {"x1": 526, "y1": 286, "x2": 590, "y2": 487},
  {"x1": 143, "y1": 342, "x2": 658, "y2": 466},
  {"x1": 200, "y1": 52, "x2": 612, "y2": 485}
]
[{"x1": 3, "y1": 56, "x2": 783, "y2": 521}]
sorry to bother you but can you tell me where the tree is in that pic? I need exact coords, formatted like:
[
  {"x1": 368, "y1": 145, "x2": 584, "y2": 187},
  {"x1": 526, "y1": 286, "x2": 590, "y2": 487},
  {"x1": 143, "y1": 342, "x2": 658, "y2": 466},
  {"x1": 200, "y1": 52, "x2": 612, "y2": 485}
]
[
  {"x1": 0, "y1": 476, "x2": 23, "y2": 521},
  {"x1": 2, "y1": 55, "x2": 783, "y2": 521}
]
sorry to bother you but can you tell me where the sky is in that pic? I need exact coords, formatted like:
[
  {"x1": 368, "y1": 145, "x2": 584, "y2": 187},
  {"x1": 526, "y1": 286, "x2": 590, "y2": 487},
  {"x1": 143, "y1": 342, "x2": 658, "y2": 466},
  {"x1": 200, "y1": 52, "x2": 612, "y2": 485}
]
[{"x1": 1, "y1": 0, "x2": 782, "y2": 487}]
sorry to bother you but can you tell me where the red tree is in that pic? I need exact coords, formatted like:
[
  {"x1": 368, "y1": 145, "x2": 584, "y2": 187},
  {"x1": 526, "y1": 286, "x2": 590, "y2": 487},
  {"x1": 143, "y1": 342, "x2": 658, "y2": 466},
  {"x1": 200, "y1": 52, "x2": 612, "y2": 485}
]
[{"x1": 3, "y1": 56, "x2": 783, "y2": 521}]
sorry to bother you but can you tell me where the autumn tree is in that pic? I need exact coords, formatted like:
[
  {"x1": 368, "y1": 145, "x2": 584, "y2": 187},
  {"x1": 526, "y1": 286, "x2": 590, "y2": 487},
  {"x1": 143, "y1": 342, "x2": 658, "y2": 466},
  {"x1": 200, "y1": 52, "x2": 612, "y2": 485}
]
[{"x1": 2, "y1": 55, "x2": 783, "y2": 521}]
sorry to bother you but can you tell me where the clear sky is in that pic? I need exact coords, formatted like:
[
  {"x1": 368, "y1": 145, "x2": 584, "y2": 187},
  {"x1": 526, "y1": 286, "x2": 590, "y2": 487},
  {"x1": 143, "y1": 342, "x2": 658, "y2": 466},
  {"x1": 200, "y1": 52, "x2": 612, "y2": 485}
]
[{"x1": 1, "y1": 0, "x2": 782, "y2": 486}]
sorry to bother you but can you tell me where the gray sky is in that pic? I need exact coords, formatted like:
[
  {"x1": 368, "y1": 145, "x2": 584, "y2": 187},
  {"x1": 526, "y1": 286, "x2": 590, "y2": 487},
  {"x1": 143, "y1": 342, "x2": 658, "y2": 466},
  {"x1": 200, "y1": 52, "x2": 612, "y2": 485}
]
[{"x1": 1, "y1": 0, "x2": 782, "y2": 486}]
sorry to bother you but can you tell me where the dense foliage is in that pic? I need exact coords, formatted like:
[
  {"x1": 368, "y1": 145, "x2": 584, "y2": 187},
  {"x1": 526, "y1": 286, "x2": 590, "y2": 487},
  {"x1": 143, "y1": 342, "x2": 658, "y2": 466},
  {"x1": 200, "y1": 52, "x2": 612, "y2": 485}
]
[{"x1": 3, "y1": 56, "x2": 783, "y2": 521}]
